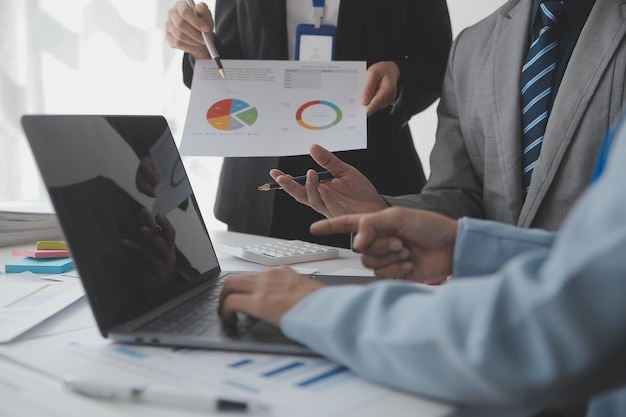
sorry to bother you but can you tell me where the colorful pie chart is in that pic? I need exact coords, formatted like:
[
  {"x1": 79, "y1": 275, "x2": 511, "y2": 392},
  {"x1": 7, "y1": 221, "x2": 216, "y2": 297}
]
[
  {"x1": 207, "y1": 99, "x2": 258, "y2": 131},
  {"x1": 296, "y1": 100, "x2": 343, "y2": 130}
]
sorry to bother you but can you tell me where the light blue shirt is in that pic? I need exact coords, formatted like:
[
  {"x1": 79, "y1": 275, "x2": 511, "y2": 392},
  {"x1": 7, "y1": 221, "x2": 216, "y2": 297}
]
[{"x1": 281, "y1": 115, "x2": 626, "y2": 415}]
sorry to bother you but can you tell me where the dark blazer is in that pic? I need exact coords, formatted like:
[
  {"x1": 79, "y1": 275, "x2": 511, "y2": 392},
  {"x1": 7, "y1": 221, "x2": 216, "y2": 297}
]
[{"x1": 183, "y1": 0, "x2": 452, "y2": 247}]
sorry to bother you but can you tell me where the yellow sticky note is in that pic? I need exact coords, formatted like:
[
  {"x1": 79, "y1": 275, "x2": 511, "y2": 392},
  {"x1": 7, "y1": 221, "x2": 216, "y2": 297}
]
[{"x1": 36, "y1": 240, "x2": 68, "y2": 250}]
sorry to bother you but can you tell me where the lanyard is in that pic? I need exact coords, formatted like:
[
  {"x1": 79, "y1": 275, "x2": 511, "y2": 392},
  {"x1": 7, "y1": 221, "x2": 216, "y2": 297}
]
[{"x1": 312, "y1": 0, "x2": 325, "y2": 28}]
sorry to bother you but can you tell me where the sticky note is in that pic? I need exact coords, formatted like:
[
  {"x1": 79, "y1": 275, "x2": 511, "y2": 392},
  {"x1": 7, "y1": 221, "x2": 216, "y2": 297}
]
[
  {"x1": 12, "y1": 249, "x2": 71, "y2": 259},
  {"x1": 5, "y1": 257, "x2": 74, "y2": 274},
  {"x1": 36, "y1": 241, "x2": 68, "y2": 250}
]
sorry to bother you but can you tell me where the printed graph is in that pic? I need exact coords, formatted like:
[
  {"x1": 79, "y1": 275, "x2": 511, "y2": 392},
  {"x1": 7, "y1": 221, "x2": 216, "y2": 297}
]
[
  {"x1": 296, "y1": 100, "x2": 343, "y2": 130},
  {"x1": 227, "y1": 356, "x2": 350, "y2": 391},
  {"x1": 206, "y1": 98, "x2": 258, "y2": 131}
]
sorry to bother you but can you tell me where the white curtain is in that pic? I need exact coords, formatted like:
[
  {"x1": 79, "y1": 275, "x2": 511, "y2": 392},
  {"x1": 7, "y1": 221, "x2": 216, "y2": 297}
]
[{"x1": 0, "y1": 0, "x2": 224, "y2": 229}]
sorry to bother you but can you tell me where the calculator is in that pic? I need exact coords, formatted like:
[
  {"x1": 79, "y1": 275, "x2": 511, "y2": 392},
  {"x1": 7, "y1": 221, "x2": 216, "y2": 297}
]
[{"x1": 217, "y1": 240, "x2": 339, "y2": 266}]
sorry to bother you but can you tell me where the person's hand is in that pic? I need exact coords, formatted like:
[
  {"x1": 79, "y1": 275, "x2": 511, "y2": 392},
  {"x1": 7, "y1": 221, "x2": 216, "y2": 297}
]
[
  {"x1": 361, "y1": 61, "x2": 400, "y2": 117},
  {"x1": 311, "y1": 207, "x2": 457, "y2": 283},
  {"x1": 269, "y1": 144, "x2": 389, "y2": 218},
  {"x1": 219, "y1": 267, "x2": 325, "y2": 327},
  {"x1": 135, "y1": 156, "x2": 160, "y2": 197},
  {"x1": 165, "y1": 1, "x2": 213, "y2": 59}
]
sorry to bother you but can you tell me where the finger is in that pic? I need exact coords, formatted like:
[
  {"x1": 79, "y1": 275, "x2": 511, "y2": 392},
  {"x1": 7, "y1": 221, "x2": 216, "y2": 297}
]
[
  {"x1": 365, "y1": 90, "x2": 390, "y2": 117},
  {"x1": 177, "y1": 1, "x2": 212, "y2": 33},
  {"x1": 366, "y1": 81, "x2": 395, "y2": 117},
  {"x1": 304, "y1": 169, "x2": 330, "y2": 216},
  {"x1": 309, "y1": 144, "x2": 353, "y2": 177},
  {"x1": 194, "y1": 2, "x2": 214, "y2": 32},
  {"x1": 316, "y1": 184, "x2": 350, "y2": 217},
  {"x1": 275, "y1": 174, "x2": 311, "y2": 205},
  {"x1": 310, "y1": 214, "x2": 362, "y2": 236},
  {"x1": 360, "y1": 68, "x2": 382, "y2": 106},
  {"x1": 359, "y1": 237, "x2": 407, "y2": 257},
  {"x1": 424, "y1": 275, "x2": 451, "y2": 286},
  {"x1": 360, "y1": 248, "x2": 409, "y2": 270},
  {"x1": 372, "y1": 261, "x2": 413, "y2": 280},
  {"x1": 168, "y1": 4, "x2": 205, "y2": 45},
  {"x1": 269, "y1": 169, "x2": 287, "y2": 181},
  {"x1": 218, "y1": 274, "x2": 258, "y2": 315},
  {"x1": 220, "y1": 293, "x2": 255, "y2": 323}
]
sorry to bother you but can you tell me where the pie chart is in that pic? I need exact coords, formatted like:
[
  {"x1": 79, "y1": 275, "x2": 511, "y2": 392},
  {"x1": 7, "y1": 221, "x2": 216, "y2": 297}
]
[
  {"x1": 296, "y1": 100, "x2": 343, "y2": 130},
  {"x1": 206, "y1": 99, "x2": 258, "y2": 131}
]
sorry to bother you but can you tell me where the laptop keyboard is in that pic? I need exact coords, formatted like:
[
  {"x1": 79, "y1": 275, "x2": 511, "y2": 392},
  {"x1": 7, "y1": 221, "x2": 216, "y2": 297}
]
[{"x1": 139, "y1": 277, "x2": 226, "y2": 336}]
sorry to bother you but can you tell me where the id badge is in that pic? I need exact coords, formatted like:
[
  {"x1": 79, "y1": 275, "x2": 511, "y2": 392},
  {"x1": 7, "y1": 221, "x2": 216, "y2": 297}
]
[{"x1": 295, "y1": 24, "x2": 336, "y2": 61}]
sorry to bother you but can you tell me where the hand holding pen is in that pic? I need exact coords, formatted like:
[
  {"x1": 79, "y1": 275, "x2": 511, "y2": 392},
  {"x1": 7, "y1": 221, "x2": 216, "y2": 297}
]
[
  {"x1": 185, "y1": 0, "x2": 226, "y2": 79},
  {"x1": 258, "y1": 170, "x2": 333, "y2": 191},
  {"x1": 165, "y1": 1, "x2": 226, "y2": 78}
]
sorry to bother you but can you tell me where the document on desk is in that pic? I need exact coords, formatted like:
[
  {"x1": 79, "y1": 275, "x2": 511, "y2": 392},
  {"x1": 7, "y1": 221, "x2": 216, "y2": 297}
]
[
  {"x1": 180, "y1": 59, "x2": 367, "y2": 157},
  {"x1": 0, "y1": 280, "x2": 84, "y2": 343},
  {"x1": 0, "y1": 327, "x2": 390, "y2": 417}
]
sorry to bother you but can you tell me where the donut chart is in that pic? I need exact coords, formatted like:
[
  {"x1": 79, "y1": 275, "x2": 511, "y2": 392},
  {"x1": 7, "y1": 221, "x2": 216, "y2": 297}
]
[
  {"x1": 296, "y1": 100, "x2": 343, "y2": 130},
  {"x1": 207, "y1": 99, "x2": 258, "y2": 131}
]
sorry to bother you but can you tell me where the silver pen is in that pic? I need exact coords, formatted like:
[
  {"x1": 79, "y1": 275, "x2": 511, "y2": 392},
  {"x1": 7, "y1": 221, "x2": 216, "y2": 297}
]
[
  {"x1": 185, "y1": 0, "x2": 226, "y2": 79},
  {"x1": 63, "y1": 376, "x2": 270, "y2": 413}
]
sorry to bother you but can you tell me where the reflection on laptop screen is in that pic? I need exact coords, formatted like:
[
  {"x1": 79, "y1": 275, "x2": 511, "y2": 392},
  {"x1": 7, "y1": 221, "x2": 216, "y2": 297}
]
[{"x1": 22, "y1": 115, "x2": 220, "y2": 334}]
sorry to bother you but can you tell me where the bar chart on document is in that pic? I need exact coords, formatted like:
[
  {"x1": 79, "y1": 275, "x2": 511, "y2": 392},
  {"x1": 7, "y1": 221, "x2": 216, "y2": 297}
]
[
  {"x1": 221, "y1": 354, "x2": 387, "y2": 417},
  {"x1": 180, "y1": 59, "x2": 367, "y2": 157}
]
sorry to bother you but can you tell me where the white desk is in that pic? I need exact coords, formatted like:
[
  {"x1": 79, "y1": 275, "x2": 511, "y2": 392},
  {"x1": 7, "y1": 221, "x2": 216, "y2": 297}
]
[{"x1": 0, "y1": 232, "x2": 529, "y2": 417}]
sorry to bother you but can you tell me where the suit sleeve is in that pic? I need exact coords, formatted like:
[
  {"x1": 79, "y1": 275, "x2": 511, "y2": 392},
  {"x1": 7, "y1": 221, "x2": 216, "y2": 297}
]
[
  {"x1": 281, "y1": 126, "x2": 626, "y2": 406},
  {"x1": 385, "y1": 29, "x2": 485, "y2": 220},
  {"x1": 393, "y1": 0, "x2": 452, "y2": 122}
]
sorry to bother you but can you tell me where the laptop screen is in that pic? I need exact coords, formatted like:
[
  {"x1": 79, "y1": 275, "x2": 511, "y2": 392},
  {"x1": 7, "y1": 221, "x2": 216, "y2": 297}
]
[{"x1": 22, "y1": 115, "x2": 220, "y2": 335}]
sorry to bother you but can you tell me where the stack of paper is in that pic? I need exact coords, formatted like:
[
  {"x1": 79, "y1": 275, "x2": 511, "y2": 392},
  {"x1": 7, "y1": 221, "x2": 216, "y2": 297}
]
[{"x1": 0, "y1": 199, "x2": 63, "y2": 247}]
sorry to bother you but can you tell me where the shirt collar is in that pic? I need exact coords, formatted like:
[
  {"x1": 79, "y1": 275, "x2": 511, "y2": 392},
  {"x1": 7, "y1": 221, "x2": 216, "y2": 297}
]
[{"x1": 530, "y1": 0, "x2": 597, "y2": 32}]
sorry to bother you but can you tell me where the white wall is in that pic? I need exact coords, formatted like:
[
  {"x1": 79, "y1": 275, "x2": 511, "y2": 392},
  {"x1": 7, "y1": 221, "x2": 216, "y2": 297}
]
[{"x1": 409, "y1": 0, "x2": 506, "y2": 176}]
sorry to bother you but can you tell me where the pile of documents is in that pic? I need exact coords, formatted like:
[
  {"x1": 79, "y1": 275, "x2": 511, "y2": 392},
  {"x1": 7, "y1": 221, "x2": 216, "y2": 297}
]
[{"x1": 0, "y1": 199, "x2": 64, "y2": 247}]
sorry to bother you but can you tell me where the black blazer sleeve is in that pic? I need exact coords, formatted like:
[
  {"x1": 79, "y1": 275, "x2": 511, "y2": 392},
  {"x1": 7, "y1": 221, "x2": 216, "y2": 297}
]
[{"x1": 392, "y1": 0, "x2": 452, "y2": 123}]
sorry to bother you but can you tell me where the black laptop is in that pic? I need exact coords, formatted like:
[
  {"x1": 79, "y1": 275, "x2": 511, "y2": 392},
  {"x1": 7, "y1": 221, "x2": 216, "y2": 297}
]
[{"x1": 21, "y1": 115, "x2": 373, "y2": 355}]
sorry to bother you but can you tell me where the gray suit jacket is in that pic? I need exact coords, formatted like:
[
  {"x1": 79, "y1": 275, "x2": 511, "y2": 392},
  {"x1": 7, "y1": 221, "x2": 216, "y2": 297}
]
[{"x1": 387, "y1": 0, "x2": 626, "y2": 231}]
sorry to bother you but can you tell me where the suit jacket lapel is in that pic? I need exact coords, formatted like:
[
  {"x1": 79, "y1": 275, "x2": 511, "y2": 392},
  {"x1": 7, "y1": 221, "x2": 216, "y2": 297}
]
[
  {"x1": 520, "y1": 0, "x2": 626, "y2": 224},
  {"x1": 492, "y1": 0, "x2": 532, "y2": 223}
]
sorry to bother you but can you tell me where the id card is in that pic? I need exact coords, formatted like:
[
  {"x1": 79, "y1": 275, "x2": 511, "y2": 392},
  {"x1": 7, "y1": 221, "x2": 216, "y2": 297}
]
[{"x1": 295, "y1": 24, "x2": 336, "y2": 61}]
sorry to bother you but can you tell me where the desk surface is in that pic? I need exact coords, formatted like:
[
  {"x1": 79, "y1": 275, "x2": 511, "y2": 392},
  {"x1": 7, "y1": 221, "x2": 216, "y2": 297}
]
[{"x1": 0, "y1": 231, "x2": 521, "y2": 417}]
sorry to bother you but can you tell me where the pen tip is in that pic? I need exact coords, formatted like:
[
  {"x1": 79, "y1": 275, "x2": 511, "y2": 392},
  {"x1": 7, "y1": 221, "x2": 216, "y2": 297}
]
[{"x1": 219, "y1": 69, "x2": 226, "y2": 79}]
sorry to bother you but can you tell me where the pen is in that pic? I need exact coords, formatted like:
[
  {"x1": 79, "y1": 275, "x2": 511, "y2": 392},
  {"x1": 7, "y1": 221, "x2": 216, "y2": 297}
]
[
  {"x1": 185, "y1": 0, "x2": 226, "y2": 79},
  {"x1": 258, "y1": 170, "x2": 334, "y2": 191},
  {"x1": 63, "y1": 376, "x2": 270, "y2": 413}
]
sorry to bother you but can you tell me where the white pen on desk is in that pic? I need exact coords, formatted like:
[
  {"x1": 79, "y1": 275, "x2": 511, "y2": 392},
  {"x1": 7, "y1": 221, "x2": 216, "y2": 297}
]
[{"x1": 63, "y1": 375, "x2": 271, "y2": 413}]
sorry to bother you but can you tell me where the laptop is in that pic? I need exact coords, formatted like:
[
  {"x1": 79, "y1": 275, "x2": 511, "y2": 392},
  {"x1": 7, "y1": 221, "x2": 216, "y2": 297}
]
[{"x1": 21, "y1": 115, "x2": 374, "y2": 355}]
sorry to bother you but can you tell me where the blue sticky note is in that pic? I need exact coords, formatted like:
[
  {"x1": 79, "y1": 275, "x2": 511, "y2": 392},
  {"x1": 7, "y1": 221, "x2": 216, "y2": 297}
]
[{"x1": 5, "y1": 257, "x2": 74, "y2": 274}]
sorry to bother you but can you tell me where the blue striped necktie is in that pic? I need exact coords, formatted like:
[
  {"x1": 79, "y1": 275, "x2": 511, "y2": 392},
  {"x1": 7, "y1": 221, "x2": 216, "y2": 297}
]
[{"x1": 521, "y1": 1, "x2": 567, "y2": 194}]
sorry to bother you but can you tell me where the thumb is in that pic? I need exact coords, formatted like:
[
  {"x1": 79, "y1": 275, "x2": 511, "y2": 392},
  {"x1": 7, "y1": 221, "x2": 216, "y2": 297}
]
[{"x1": 361, "y1": 69, "x2": 381, "y2": 106}]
